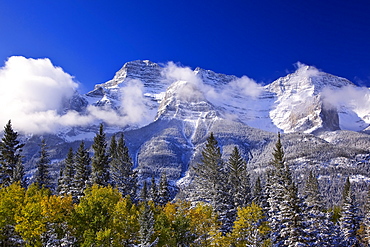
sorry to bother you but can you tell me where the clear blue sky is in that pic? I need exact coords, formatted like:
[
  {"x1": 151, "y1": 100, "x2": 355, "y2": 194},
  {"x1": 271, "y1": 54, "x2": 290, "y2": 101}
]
[{"x1": 1, "y1": 0, "x2": 370, "y2": 92}]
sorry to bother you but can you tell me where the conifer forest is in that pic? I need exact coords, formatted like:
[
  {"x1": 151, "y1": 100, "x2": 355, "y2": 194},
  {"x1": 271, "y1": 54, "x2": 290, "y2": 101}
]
[{"x1": 1, "y1": 120, "x2": 370, "y2": 246}]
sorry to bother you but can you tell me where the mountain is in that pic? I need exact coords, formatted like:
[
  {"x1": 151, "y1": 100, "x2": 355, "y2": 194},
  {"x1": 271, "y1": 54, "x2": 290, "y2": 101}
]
[{"x1": 20, "y1": 60, "x2": 370, "y2": 207}]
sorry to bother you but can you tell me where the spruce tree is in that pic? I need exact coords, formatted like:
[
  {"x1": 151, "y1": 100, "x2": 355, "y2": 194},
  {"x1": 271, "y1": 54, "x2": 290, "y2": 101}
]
[
  {"x1": 140, "y1": 180, "x2": 149, "y2": 202},
  {"x1": 158, "y1": 172, "x2": 171, "y2": 206},
  {"x1": 339, "y1": 178, "x2": 361, "y2": 246},
  {"x1": 193, "y1": 132, "x2": 233, "y2": 233},
  {"x1": 267, "y1": 132, "x2": 306, "y2": 246},
  {"x1": 34, "y1": 139, "x2": 51, "y2": 189},
  {"x1": 227, "y1": 146, "x2": 251, "y2": 208},
  {"x1": 109, "y1": 133, "x2": 137, "y2": 199},
  {"x1": 72, "y1": 141, "x2": 91, "y2": 202},
  {"x1": 362, "y1": 186, "x2": 370, "y2": 245},
  {"x1": 138, "y1": 201, "x2": 157, "y2": 247},
  {"x1": 90, "y1": 123, "x2": 109, "y2": 186},
  {"x1": 57, "y1": 147, "x2": 74, "y2": 196},
  {"x1": 149, "y1": 175, "x2": 159, "y2": 204},
  {"x1": 303, "y1": 170, "x2": 336, "y2": 246},
  {"x1": 0, "y1": 120, "x2": 25, "y2": 186},
  {"x1": 252, "y1": 176, "x2": 263, "y2": 206}
]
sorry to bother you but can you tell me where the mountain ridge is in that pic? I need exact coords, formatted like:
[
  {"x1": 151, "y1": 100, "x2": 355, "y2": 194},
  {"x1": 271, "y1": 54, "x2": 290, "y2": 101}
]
[{"x1": 16, "y1": 60, "x2": 370, "y2": 207}]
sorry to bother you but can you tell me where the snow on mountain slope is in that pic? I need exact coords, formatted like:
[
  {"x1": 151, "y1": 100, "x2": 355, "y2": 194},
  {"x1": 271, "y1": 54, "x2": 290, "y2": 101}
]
[{"x1": 79, "y1": 60, "x2": 370, "y2": 135}]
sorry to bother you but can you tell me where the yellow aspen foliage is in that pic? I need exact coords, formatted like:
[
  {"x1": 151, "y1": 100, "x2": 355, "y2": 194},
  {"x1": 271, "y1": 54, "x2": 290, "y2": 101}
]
[
  {"x1": 187, "y1": 202, "x2": 220, "y2": 247},
  {"x1": 0, "y1": 182, "x2": 25, "y2": 242},
  {"x1": 112, "y1": 196, "x2": 139, "y2": 246},
  {"x1": 71, "y1": 184, "x2": 121, "y2": 246},
  {"x1": 230, "y1": 202, "x2": 270, "y2": 247},
  {"x1": 14, "y1": 183, "x2": 50, "y2": 247}
]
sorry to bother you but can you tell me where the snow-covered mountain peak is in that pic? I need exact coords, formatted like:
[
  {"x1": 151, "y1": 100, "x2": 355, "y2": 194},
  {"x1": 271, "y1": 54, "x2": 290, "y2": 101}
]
[
  {"x1": 269, "y1": 66, "x2": 354, "y2": 96},
  {"x1": 194, "y1": 67, "x2": 237, "y2": 87},
  {"x1": 155, "y1": 80, "x2": 217, "y2": 121},
  {"x1": 94, "y1": 60, "x2": 162, "y2": 90}
]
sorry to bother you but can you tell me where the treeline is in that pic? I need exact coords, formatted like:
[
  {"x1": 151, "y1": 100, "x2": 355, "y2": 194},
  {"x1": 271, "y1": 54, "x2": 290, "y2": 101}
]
[{"x1": 1, "y1": 121, "x2": 370, "y2": 246}]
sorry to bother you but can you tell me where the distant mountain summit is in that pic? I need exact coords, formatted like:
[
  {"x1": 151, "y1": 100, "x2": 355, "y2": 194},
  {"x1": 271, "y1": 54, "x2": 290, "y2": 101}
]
[{"x1": 81, "y1": 60, "x2": 369, "y2": 134}]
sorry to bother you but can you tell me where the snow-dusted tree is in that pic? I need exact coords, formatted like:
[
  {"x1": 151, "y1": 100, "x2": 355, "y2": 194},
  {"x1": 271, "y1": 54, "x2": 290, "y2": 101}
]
[
  {"x1": 149, "y1": 175, "x2": 159, "y2": 204},
  {"x1": 140, "y1": 180, "x2": 149, "y2": 202},
  {"x1": 361, "y1": 186, "x2": 370, "y2": 245},
  {"x1": 227, "y1": 146, "x2": 251, "y2": 208},
  {"x1": 72, "y1": 141, "x2": 90, "y2": 202},
  {"x1": 192, "y1": 132, "x2": 233, "y2": 233},
  {"x1": 0, "y1": 120, "x2": 25, "y2": 187},
  {"x1": 57, "y1": 147, "x2": 74, "y2": 196},
  {"x1": 138, "y1": 202, "x2": 157, "y2": 247},
  {"x1": 252, "y1": 176, "x2": 266, "y2": 208},
  {"x1": 303, "y1": 170, "x2": 338, "y2": 246},
  {"x1": 339, "y1": 178, "x2": 361, "y2": 246},
  {"x1": 267, "y1": 132, "x2": 306, "y2": 246},
  {"x1": 34, "y1": 139, "x2": 52, "y2": 189},
  {"x1": 109, "y1": 133, "x2": 138, "y2": 200},
  {"x1": 158, "y1": 172, "x2": 171, "y2": 206},
  {"x1": 90, "y1": 123, "x2": 109, "y2": 186}
]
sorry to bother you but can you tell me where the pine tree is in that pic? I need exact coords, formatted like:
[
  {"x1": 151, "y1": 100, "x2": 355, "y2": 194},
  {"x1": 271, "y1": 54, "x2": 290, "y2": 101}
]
[
  {"x1": 57, "y1": 148, "x2": 74, "y2": 196},
  {"x1": 34, "y1": 139, "x2": 51, "y2": 189},
  {"x1": 192, "y1": 132, "x2": 233, "y2": 233},
  {"x1": 72, "y1": 141, "x2": 90, "y2": 202},
  {"x1": 267, "y1": 132, "x2": 306, "y2": 246},
  {"x1": 362, "y1": 186, "x2": 370, "y2": 245},
  {"x1": 0, "y1": 120, "x2": 25, "y2": 187},
  {"x1": 90, "y1": 123, "x2": 109, "y2": 186},
  {"x1": 339, "y1": 178, "x2": 361, "y2": 246},
  {"x1": 252, "y1": 176, "x2": 263, "y2": 206},
  {"x1": 158, "y1": 172, "x2": 171, "y2": 206},
  {"x1": 227, "y1": 146, "x2": 251, "y2": 208},
  {"x1": 109, "y1": 134, "x2": 138, "y2": 200},
  {"x1": 140, "y1": 180, "x2": 149, "y2": 202},
  {"x1": 303, "y1": 170, "x2": 336, "y2": 246},
  {"x1": 138, "y1": 202, "x2": 157, "y2": 247},
  {"x1": 149, "y1": 175, "x2": 159, "y2": 204}
]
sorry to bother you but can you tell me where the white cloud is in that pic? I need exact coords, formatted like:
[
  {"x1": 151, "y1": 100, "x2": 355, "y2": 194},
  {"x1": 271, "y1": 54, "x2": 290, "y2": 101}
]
[
  {"x1": 0, "y1": 56, "x2": 80, "y2": 133},
  {"x1": 120, "y1": 79, "x2": 153, "y2": 125},
  {"x1": 227, "y1": 76, "x2": 263, "y2": 98},
  {"x1": 0, "y1": 56, "x2": 159, "y2": 134},
  {"x1": 322, "y1": 85, "x2": 370, "y2": 115},
  {"x1": 162, "y1": 61, "x2": 202, "y2": 85},
  {"x1": 294, "y1": 61, "x2": 321, "y2": 77}
]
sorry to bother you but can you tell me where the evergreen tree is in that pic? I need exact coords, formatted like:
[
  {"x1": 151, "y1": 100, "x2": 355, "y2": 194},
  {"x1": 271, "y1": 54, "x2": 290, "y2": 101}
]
[
  {"x1": 150, "y1": 175, "x2": 159, "y2": 204},
  {"x1": 34, "y1": 139, "x2": 51, "y2": 189},
  {"x1": 303, "y1": 170, "x2": 337, "y2": 246},
  {"x1": 339, "y1": 178, "x2": 361, "y2": 246},
  {"x1": 138, "y1": 202, "x2": 157, "y2": 247},
  {"x1": 342, "y1": 176, "x2": 351, "y2": 202},
  {"x1": 158, "y1": 172, "x2": 171, "y2": 206},
  {"x1": 361, "y1": 186, "x2": 370, "y2": 245},
  {"x1": 72, "y1": 141, "x2": 90, "y2": 203},
  {"x1": 227, "y1": 146, "x2": 251, "y2": 208},
  {"x1": 57, "y1": 148, "x2": 74, "y2": 196},
  {"x1": 192, "y1": 132, "x2": 233, "y2": 233},
  {"x1": 0, "y1": 120, "x2": 25, "y2": 187},
  {"x1": 109, "y1": 133, "x2": 138, "y2": 200},
  {"x1": 252, "y1": 176, "x2": 263, "y2": 206},
  {"x1": 267, "y1": 132, "x2": 306, "y2": 246},
  {"x1": 140, "y1": 180, "x2": 149, "y2": 202},
  {"x1": 90, "y1": 123, "x2": 109, "y2": 186}
]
